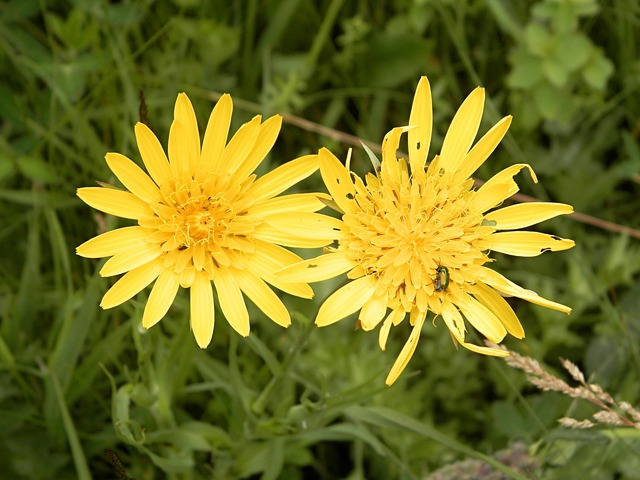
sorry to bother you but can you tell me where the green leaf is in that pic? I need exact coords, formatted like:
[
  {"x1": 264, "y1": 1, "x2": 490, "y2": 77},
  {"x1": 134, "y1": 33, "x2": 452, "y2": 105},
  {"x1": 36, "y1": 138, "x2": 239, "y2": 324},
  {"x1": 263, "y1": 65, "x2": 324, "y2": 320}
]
[
  {"x1": 525, "y1": 23, "x2": 552, "y2": 57},
  {"x1": 508, "y1": 51, "x2": 544, "y2": 89},
  {"x1": 582, "y1": 52, "x2": 614, "y2": 90},
  {"x1": 533, "y1": 82, "x2": 573, "y2": 120},
  {"x1": 554, "y1": 33, "x2": 592, "y2": 72},
  {"x1": 543, "y1": 59, "x2": 569, "y2": 87}
]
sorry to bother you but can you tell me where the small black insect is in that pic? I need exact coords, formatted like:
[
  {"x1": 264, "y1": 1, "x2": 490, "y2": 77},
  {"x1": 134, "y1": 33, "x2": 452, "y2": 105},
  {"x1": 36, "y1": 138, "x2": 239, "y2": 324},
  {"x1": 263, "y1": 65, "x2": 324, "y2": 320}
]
[{"x1": 434, "y1": 265, "x2": 449, "y2": 292}]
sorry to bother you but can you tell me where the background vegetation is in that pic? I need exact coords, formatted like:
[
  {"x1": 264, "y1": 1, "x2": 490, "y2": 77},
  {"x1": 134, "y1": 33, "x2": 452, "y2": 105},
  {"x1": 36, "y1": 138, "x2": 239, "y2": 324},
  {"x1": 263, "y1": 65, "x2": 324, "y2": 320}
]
[{"x1": 1, "y1": 0, "x2": 639, "y2": 478}]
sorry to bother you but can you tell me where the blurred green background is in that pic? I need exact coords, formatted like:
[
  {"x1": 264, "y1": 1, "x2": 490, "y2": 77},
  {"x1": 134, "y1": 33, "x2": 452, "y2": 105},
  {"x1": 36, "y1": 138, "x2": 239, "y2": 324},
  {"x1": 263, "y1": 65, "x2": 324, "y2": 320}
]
[{"x1": 1, "y1": 0, "x2": 640, "y2": 478}]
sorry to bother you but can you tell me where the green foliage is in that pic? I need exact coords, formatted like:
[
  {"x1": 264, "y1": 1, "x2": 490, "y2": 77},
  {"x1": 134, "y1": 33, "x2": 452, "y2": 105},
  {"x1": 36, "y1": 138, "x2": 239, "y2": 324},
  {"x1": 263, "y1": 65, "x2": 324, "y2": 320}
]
[
  {"x1": 0, "y1": 0, "x2": 639, "y2": 478},
  {"x1": 504, "y1": 0, "x2": 614, "y2": 128}
]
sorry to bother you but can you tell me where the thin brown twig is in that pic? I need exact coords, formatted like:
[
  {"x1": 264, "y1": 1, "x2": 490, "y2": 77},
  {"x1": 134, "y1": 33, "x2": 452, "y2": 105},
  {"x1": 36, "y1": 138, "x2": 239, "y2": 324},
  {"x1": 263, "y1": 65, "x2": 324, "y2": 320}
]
[{"x1": 197, "y1": 89, "x2": 640, "y2": 240}]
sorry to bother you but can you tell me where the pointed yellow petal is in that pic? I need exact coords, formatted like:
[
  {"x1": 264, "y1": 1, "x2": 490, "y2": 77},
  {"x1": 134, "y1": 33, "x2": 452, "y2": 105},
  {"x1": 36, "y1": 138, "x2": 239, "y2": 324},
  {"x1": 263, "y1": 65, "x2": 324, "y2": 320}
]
[
  {"x1": 214, "y1": 268, "x2": 249, "y2": 336},
  {"x1": 105, "y1": 153, "x2": 161, "y2": 204},
  {"x1": 278, "y1": 252, "x2": 354, "y2": 283},
  {"x1": 385, "y1": 313, "x2": 426, "y2": 386},
  {"x1": 250, "y1": 154, "x2": 319, "y2": 201},
  {"x1": 200, "y1": 93, "x2": 232, "y2": 175},
  {"x1": 77, "y1": 226, "x2": 150, "y2": 258},
  {"x1": 252, "y1": 241, "x2": 314, "y2": 298},
  {"x1": 484, "y1": 202, "x2": 574, "y2": 230},
  {"x1": 359, "y1": 294, "x2": 388, "y2": 331},
  {"x1": 472, "y1": 282, "x2": 524, "y2": 338},
  {"x1": 248, "y1": 193, "x2": 331, "y2": 216},
  {"x1": 232, "y1": 114, "x2": 282, "y2": 179},
  {"x1": 456, "y1": 115, "x2": 512, "y2": 180},
  {"x1": 99, "y1": 244, "x2": 163, "y2": 277},
  {"x1": 316, "y1": 275, "x2": 376, "y2": 327},
  {"x1": 441, "y1": 304, "x2": 509, "y2": 357},
  {"x1": 381, "y1": 126, "x2": 411, "y2": 164},
  {"x1": 457, "y1": 340, "x2": 510, "y2": 357},
  {"x1": 135, "y1": 122, "x2": 172, "y2": 186},
  {"x1": 441, "y1": 300, "x2": 467, "y2": 340},
  {"x1": 319, "y1": 147, "x2": 357, "y2": 214},
  {"x1": 219, "y1": 115, "x2": 261, "y2": 173},
  {"x1": 262, "y1": 212, "x2": 343, "y2": 241},
  {"x1": 378, "y1": 309, "x2": 404, "y2": 351},
  {"x1": 440, "y1": 87, "x2": 485, "y2": 172},
  {"x1": 168, "y1": 119, "x2": 190, "y2": 176},
  {"x1": 236, "y1": 270, "x2": 290, "y2": 328},
  {"x1": 408, "y1": 76, "x2": 433, "y2": 172},
  {"x1": 142, "y1": 269, "x2": 180, "y2": 329},
  {"x1": 477, "y1": 267, "x2": 572, "y2": 314},
  {"x1": 100, "y1": 258, "x2": 164, "y2": 309},
  {"x1": 253, "y1": 227, "x2": 335, "y2": 248},
  {"x1": 472, "y1": 164, "x2": 537, "y2": 213},
  {"x1": 484, "y1": 231, "x2": 575, "y2": 257},
  {"x1": 173, "y1": 93, "x2": 200, "y2": 172},
  {"x1": 191, "y1": 270, "x2": 215, "y2": 348},
  {"x1": 455, "y1": 293, "x2": 507, "y2": 343},
  {"x1": 77, "y1": 187, "x2": 152, "y2": 220}
]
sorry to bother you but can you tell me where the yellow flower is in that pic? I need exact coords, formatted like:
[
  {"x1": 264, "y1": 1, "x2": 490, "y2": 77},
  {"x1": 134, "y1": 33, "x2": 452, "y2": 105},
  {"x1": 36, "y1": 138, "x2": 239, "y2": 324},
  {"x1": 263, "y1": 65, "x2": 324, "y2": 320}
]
[
  {"x1": 77, "y1": 93, "x2": 338, "y2": 348},
  {"x1": 279, "y1": 77, "x2": 575, "y2": 385}
]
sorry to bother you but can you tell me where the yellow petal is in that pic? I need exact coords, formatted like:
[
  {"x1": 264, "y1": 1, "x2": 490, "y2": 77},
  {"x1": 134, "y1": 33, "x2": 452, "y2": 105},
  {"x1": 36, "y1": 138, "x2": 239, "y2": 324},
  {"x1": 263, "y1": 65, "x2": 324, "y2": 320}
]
[
  {"x1": 100, "y1": 258, "x2": 164, "y2": 309},
  {"x1": 252, "y1": 241, "x2": 314, "y2": 298},
  {"x1": 262, "y1": 212, "x2": 343, "y2": 241},
  {"x1": 249, "y1": 192, "x2": 331, "y2": 216},
  {"x1": 232, "y1": 114, "x2": 282, "y2": 180},
  {"x1": 441, "y1": 300, "x2": 467, "y2": 340},
  {"x1": 99, "y1": 244, "x2": 163, "y2": 277},
  {"x1": 440, "y1": 87, "x2": 485, "y2": 172},
  {"x1": 455, "y1": 293, "x2": 507, "y2": 343},
  {"x1": 385, "y1": 313, "x2": 426, "y2": 386},
  {"x1": 408, "y1": 76, "x2": 433, "y2": 172},
  {"x1": 134, "y1": 122, "x2": 172, "y2": 186},
  {"x1": 213, "y1": 268, "x2": 249, "y2": 336},
  {"x1": 477, "y1": 267, "x2": 572, "y2": 314},
  {"x1": 472, "y1": 164, "x2": 537, "y2": 213},
  {"x1": 319, "y1": 147, "x2": 357, "y2": 214},
  {"x1": 200, "y1": 93, "x2": 232, "y2": 176},
  {"x1": 250, "y1": 154, "x2": 320, "y2": 202},
  {"x1": 456, "y1": 115, "x2": 512, "y2": 180},
  {"x1": 484, "y1": 231, "x2": 575, "y2": 257},
  {"x1": 77, "y1": 226, "x2": 150, "y2": 258},
  {"x1": 77, "y1": 187, "x2": 152, "y2": 220},
  {"x1": 378, "y1": 309, "x2": 405, "y2": 351},
  {"x1": 278, "y1": 251, "x2": 354, "y2": 283},
  {"x1": 105, "y1": 153, "x2": 161, "y2": 204},
  {"x1": 173, "y1": 93, "x2": 201, "y2": 173},
  {"x1": 168, "y1": 119, "x2": 190, "y2": 176},
  {"x1": 381, "y1": 126, "x2": 411, "y2": 164},
  {"x1": 316, "y1": 275, "x2": 376, "y2": 327},
  {"x1": 456, "y1": 340, "x2": 510, "y2": 357},
  {"x1": 472, "y1": 282, "x2": 524, "y2": 338},
  {"x1": 254, "y1": 214, "x2": 340, "y2": 248},
  {"x1": 359, "y1": 294, "x2": 388, "y2": 331},
  {"x1": 235, "y1": 270, "x2": 290, "y2": 328},
  {"x1": 191, "y1": 270, "x2": 215, "y2": 348},
  {"x1": 219, "y1": 115, "x2": 261, "y2": 173},
  {"x1": 441, "y1": 304, "x2": 508, "y2": 356},
  {"x1": 142, "y1": 269, "x2": 180, "y2": 329},
  {"x1": 484, "y1": 202, "x2": 574, "y2": 230}
]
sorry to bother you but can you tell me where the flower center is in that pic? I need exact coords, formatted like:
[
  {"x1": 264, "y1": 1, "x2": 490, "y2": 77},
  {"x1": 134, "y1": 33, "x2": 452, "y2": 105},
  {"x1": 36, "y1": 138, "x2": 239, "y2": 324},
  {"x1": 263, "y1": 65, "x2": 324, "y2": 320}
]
[
  {"x1": 139, "y1": 173, "x2": 259, "y2": 283},
  {"x1": 340, "y1": 167, "x2": 493, "y2": 311}
]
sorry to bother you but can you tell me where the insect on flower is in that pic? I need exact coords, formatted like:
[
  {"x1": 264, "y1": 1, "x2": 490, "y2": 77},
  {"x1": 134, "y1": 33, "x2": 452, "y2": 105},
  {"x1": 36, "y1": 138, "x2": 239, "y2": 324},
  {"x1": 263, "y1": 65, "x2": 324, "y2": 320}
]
[{"x1": 434, "y1": 265, "x2": 450, "y2": 292}]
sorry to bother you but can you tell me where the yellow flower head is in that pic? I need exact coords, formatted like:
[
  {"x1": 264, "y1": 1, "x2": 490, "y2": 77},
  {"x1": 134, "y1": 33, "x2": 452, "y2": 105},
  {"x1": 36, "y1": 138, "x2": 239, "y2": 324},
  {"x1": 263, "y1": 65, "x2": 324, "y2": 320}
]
[
  {"x1": 280, "y1": 77, "x2": 575, "y2": 385},
  {"x1": 77, "y1": 93, "x2": 337, "y2": 348}
]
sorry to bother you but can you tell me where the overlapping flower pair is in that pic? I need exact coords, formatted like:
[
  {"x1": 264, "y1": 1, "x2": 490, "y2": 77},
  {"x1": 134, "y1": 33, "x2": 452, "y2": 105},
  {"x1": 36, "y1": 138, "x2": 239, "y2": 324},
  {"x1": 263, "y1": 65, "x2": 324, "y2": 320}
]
[{"x1": 77, "y1": 77, "x2": 574, "y2": 384}]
